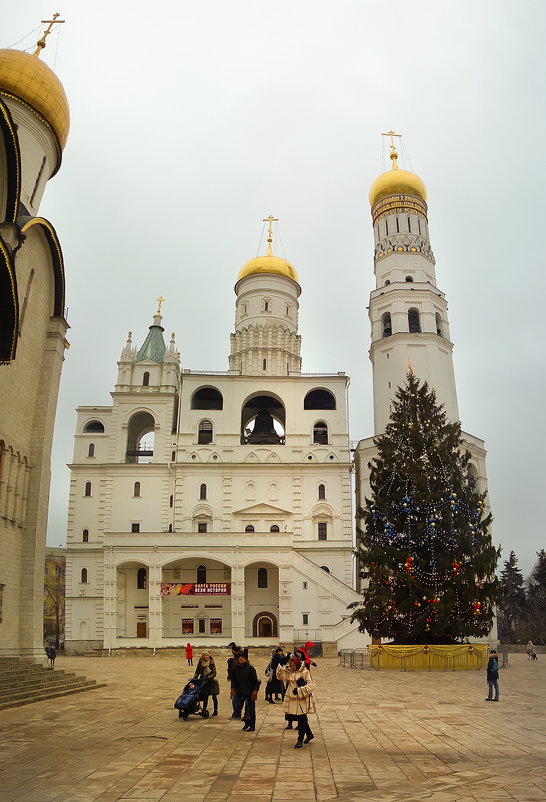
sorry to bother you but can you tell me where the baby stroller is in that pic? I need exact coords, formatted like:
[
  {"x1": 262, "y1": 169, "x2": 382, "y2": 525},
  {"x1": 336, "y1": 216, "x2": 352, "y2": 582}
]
[{"x1": 174, "y1": 677, "x2": 209, "y2": 720}]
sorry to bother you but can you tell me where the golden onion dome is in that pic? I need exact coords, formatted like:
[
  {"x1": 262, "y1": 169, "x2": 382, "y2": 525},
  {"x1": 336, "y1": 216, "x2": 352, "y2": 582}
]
[
  {"x1": 238, "y1": 243, "x2": 298, "y2": 282},
  {"x1": 369, "y1": 149, "x2": 426, "y2": 207},
  {"x1": 0, "y1": 49, "x2": 70, "y2": 150}
]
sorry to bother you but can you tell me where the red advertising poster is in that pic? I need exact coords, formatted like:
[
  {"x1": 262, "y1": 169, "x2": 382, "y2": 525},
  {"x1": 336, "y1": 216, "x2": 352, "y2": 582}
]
[
  {"x1": 210, "y1": 618, "x2": 222, "y2": 634},
  {"x1": 181, "y1": 619, "x2": 194, "y2": 634},
  {"x1": 161, "y1": 583, "x2": 231, "y2": 596}
]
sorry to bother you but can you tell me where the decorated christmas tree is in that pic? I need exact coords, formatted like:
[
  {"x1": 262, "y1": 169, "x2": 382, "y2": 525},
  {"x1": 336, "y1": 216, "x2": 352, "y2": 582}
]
[{"x1": 351, "y1": 371, "x2": 501, "y2": 644}]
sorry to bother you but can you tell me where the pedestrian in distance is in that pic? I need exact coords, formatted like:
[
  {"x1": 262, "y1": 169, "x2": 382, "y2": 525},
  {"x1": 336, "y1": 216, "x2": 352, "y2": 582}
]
[
  {"x1": 268, "y1": 645, "x2": 286, "y2": 702},
  {"x1": 531, "y1": 644, "x2": 538, "y2": 661},
  {"x1": 526, "y1": 641, "x2": 533, "y2": 660},
  {"x1": 276, "y1": 654, "x2": 316, "y2": 748},
  {"x1": 227, "y1": 642, "x2": 242, "y2": 718},
  {"x1": 185, "y1": 642, "x2": 193, "y2": 666},
  {"x1": 192, "y1": 651, "x2": 219, "y2": 716},
  {"x1": 45, "y1": 646, "x2": 56, "y2": 667},
  {"x1": 230, "y1": 648, "x2": 260, "y2": 732},
  {"x1": 485, "y1": 648, "x2": 500, "y2": 702}
]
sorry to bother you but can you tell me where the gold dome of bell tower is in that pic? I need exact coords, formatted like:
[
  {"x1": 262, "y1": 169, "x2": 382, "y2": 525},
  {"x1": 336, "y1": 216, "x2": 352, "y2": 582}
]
[{"x1": 369, "y1": 130, "x2": 426, "y2": 208}]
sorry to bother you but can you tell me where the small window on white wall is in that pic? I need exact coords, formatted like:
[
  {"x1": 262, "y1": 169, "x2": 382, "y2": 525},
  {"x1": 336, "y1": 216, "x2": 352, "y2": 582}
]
[
  {"x1": 81, "y1": 568, "x2": 88, "y2": 583},
  {"x1": 88, "y1": 443, "x2": 95, "y2": 457},
  {"x1": 302, "y1": 613, "x2": 309, "y2": 625},
  {"x1": 134, "y1": 481, "x2": 141, "y2": 498}
]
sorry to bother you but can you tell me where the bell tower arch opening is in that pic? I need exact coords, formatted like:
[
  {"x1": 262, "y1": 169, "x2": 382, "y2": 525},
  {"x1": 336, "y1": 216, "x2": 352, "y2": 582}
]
[
  {"x1": 241, "y1": 394, "x2": 285, "y2": 445},
  {"x1": 126, "y1": 411, "x2": 155, "y2": 463}
]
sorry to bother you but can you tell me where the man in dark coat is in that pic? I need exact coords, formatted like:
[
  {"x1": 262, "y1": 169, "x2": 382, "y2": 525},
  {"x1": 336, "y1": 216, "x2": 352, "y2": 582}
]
[
  {"x1": 230, "y1": 649, "x2": 260, "y2": 731},
  {"x1": 485, "y1": 648, "x2": 499, "y2": 701},
  {"x1": 227, "y1": 643, "x2": 242, "y2": 718}
]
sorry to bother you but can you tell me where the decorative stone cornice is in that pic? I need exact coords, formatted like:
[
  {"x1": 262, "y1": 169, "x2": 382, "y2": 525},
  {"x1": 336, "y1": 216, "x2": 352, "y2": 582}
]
[{"x1": 374, "y1": 233, "x2": 435, "y2": 265}]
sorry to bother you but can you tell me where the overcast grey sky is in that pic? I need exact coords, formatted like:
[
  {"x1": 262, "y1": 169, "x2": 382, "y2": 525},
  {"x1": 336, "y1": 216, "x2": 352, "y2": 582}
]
[{"x1": 6, "y1": 1, "x2": 545, "y2": 577}]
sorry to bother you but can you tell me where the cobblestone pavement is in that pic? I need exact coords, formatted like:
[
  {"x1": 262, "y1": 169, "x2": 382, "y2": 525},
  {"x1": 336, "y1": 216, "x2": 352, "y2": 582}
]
[{"x1": 0, "y1": 652, "x2": 544, "y2": 801}]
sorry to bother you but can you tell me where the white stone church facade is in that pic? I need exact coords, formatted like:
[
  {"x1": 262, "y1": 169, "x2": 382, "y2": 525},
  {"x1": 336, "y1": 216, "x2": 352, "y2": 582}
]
[
  {"x1": 65, "y1": 149, "x2": 492, "y2": 653},
  {"x1": 65, "y1": 233, "x2": 362, "y2": 652}
]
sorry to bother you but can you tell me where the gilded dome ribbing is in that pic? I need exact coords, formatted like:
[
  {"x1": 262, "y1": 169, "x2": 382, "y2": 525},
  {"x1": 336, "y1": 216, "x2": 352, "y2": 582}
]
[{"x1": 0, "y1": 49, "x2": 70, "y2": 149}]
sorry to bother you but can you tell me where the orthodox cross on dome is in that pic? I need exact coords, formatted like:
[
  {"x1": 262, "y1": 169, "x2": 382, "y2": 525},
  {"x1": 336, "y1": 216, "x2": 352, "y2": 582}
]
[
  {"x1": 156, "y1": 296, "x2": 165, "y2": 315},
  {"x1": 34, "y1": 13, "x2": 65, "y2": 57},
  {"x1": 381, "y1": 129, "x2": 402, "y2": 168},
  {"x1": 263, "y1": 215, "x2": 278, "y2": 244}
]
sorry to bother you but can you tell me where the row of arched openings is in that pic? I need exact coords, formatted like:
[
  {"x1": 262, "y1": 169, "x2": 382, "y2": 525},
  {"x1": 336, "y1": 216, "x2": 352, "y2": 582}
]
[{"x1": 381, "y1": 310, "x2": 444, "y2": 338}]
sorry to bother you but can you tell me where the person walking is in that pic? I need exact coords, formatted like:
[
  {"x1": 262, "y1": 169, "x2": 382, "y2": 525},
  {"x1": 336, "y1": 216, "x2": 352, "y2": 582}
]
[
  {"x1": 269, "y1": 646, "x2": 286, "y2": 702},
  {"x1": 193, "y1": 651, "x2": 219, "y2": 716},
  {"x1": 185, "y1": 642, "x2": 193, "y2": 666},
  {"x1": 531, "y1": 644, "x2": 538, "y2": 661},
  {"x1": 526, "y1": 641, "x2": 533, "y2": 660},
  {"x1": 276, "y1": 654, "x2": 316, "y2": 748},
  {"x1": 230, "y1": 649, "x2": 260, "y2": 732},
  {"x1": 227, "y1": 643, "x2": 242, "y2": 718},
  {"x1": 485, "y1": 648, "x2": 500, "y2": 702}
]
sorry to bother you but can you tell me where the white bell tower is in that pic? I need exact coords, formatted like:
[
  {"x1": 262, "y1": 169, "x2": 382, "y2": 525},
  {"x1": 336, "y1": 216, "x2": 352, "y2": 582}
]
[{"x1": 368, "y1": 131, "x2": 459, "y2": 434}]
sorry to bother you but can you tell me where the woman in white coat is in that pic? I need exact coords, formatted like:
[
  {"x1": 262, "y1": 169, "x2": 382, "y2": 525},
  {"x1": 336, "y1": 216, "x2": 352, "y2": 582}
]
[{"x1": 276, "y1": 654, "x2": 316, "y2": 748}]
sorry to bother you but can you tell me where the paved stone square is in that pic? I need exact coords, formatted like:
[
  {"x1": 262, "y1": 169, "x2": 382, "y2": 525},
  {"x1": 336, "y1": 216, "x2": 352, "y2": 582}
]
[{"x1": 0, "y1": 652, "x2": 544, "y2": 801}]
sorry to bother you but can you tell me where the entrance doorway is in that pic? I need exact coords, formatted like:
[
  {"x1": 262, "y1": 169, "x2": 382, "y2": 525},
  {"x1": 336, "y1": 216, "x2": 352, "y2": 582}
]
[
  {"x1": 136, "y1": 622, "x2": 147, "y2": 638},
  {"x1": 252, "y1": 611, "x2": 277, "y2": 637}
]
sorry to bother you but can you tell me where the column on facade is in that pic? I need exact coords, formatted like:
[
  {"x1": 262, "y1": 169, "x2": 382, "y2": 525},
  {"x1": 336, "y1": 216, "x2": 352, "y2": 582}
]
[
  {"x1": 103, "y1": 548, "x2": 117, "y2": 650},
  {"x1": 148, "y1": 561, "x2": 163, "y2": 647},
  {"x1": 278, "y1": 566, "x2": 293, "y2": 644},
  {"x1": 230, "y1": 562, "x2": 245, "y2": 643}
]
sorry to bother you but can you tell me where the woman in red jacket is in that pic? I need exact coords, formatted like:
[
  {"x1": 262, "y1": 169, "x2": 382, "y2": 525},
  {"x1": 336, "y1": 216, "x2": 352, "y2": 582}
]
[{"x1": 185, "y1": 642, "x2": 193, "y2": 666}]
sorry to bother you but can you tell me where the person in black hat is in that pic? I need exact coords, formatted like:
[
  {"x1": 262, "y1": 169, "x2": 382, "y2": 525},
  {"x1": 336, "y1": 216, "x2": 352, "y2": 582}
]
[
  {"x1": 227, "y1": 643, "x2": 243, "y2": 718},
  {"x1": 230, "y1": 649, "x2": 260, "y2": 732}
]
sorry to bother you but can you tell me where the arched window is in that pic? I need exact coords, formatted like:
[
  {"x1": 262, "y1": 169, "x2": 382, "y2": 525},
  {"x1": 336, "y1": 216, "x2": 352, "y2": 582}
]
[
  {"x1": 405, "y1": 275, "x2": 414, "y2": 282},
  {"x1": 270, "y1": 525, "x2": 280, "y2": 533},
  {"x1": 318, "y1": 484, "x2": 326, "y2": 500},
  {"x1": 191, "y1": 387, "x2": 223, "y2": 410},
  {"x1": 408, "y1": 308, "x2": 421, "y2": 333},
  {"x1": 245, "y1": 525, "x2": 255, "y2": 533},
  {"x1": 88, "y1": 443, "x2": 95, "y2": 458},
  {"x1": 200, "y1": 483, "x2": 207, "y2": 500},
  {"x1": 382, "y1": 312, "x2": 392, "y2": 338},
  {"x1": 320, "y1": 565, "x2": 330, "y2": 573},
  {"x1": 197, "y1": 564, "x2": 207, "y2": 583},
  {"x1": 81, "y1": 568, "x2": 88, "y2": 583},
  {"x1": 258, "y1": 568, "x2": 268, "y2": 588},
  {"x1": 134, "y1": 481, "x2": 141, "y2": 498},
  {"x1": 436, "y1": 313, "x2": 443, "y2": 337},
  {"x1": 198, "y1": 420, "x2": 213, "y2": 444},
  {"x1": 143, "y1": 371, "x2": 150, "y2": 386},
  {"x1": 82, "y1": 529, "x2": 89, "y2": 542},
  {"x1": 84, "y1": 420, "x2": 104, "y2": 433},
  {"x1": 313, "y1": 421, "x2": 328, "y2": 445},
  {"x1": 137, "y1": 568, "x2": 147, "y2": 589},
  {"x1": 84, "y1": 481, "x2": 92, "y2": 497},
  {"x1": 304, "y1": 389, "x2": 336, "y2": 410}
]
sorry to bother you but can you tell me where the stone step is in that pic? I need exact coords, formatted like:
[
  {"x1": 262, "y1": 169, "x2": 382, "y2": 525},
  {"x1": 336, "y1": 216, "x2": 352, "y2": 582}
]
[
  {"x1": 0, "y1": 681, "x2": 106, "y2": 711},
  {"x1": 0, "y1": 659, "x2": 107, "y2": 711},
  {"x1": 0, "y1": 673, "x2": 89, "y2": 699}
]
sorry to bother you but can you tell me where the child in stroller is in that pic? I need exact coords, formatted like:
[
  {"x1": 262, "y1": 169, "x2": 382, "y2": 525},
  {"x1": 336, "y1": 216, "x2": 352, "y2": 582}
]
[{"x1": 174, "y1": 677, "x2": 209, "y2": 720}]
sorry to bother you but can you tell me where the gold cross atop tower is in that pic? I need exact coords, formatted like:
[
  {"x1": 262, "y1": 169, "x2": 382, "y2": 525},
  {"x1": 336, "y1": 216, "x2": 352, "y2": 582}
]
[
  {"x1": 156, "y1": 296, "x2": 165, "y2": 315},
  {"x1": 34, "y1": 13, "x2": 65, "y2": 57},
  {"x1": 381, "y1": 129, "x2": 402, "y2": 168},
  {"x1": 263, "y1": 215, "x2": 279, "y2": 244}
]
